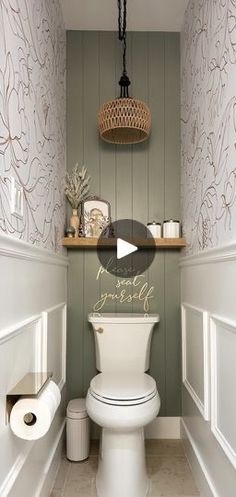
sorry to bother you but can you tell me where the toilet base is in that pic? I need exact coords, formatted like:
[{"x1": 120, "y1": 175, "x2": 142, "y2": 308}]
[{"x1": 96, "y1": 427, "x2": 149, "y2": 497}]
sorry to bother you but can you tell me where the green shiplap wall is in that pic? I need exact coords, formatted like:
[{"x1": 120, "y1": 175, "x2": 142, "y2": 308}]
[{"x1": 67, "y1": 31, "x2": 181, "y2": 416}]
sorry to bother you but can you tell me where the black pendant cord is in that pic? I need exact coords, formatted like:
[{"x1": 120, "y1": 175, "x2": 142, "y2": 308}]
[{"x1": 117, "y1": 0, "x2": 131, "y2": 98}]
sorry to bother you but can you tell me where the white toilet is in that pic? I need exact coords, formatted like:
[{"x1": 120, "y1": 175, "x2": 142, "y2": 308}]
[{"x1": 86, "y1": 313, "x2": 161, "y2": 497}]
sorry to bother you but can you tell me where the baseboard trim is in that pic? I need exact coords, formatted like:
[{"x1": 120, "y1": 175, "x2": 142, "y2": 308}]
[
  {"x1": 145, "y1": 416, "x2": 180, "y2": 439},
  {"x1": 181, "y1": 419, "x2": 218, "y2": 497}
]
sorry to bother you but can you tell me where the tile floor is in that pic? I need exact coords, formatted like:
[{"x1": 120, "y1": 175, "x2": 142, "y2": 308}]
[{"x1": 51, "y1": 440, "x2": 200, "y2": 497}]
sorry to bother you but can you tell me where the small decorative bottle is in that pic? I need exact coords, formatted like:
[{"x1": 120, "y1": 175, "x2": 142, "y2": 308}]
[{"x1": 70, "y1": 209, "x2": 80, "y2": 237}]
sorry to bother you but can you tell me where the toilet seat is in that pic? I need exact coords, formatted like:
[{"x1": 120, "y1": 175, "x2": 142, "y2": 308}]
[{"x1": 89, "y1": 373, "x2": 157, "y2": 406}]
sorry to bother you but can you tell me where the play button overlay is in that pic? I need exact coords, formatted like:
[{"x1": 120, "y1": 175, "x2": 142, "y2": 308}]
[
  {"x1": 97, "y1": 219, "x2": 155, "y2": 278},
  {"x1": 117, "y1": 238, "x2": 138, "y2": 259}
]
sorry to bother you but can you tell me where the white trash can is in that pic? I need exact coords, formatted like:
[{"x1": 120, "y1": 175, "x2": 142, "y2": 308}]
[{"x1": 66, "y1": 398, "x2": 90, "y2": 461}]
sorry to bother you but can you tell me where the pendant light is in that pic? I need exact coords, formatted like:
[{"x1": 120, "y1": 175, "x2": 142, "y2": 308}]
[{"x1": 98, "y1": 0, "x2": 151, "y2": 145}]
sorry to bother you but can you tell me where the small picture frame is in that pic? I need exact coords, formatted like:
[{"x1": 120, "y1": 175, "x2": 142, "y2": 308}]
[{"x1": 80, "y1": 196, "x2": 111, "y2": 238}]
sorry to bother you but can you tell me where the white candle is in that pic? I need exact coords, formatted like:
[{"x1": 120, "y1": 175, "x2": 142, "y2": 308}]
[
  {"x1": 147, "y1": 222, "x2": 162, "y2": 238},
  {"x1": 163, "y1": 220, "x2": 180, "y2": 238}
]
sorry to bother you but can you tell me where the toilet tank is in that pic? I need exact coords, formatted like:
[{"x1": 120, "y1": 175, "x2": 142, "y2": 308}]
[{"x1": 88, "y1": 313, "x2": 159, "y2": 373}]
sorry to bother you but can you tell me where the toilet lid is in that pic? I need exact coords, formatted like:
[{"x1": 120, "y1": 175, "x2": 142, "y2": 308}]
[{"x1": 90, "y1": 373, "x2": 156, "y2": 405}]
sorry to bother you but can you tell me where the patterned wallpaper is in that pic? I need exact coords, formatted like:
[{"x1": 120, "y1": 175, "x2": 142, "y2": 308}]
[
  {"x1": 181, "y1": 0, "x2": 236, "y2": 254},
  {"x1": 0, "y1": 0, "x2": 66, "y2": 252}
]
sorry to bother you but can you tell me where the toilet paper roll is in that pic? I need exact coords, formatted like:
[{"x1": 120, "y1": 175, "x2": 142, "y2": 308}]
[{"x1": 10, "y1": 380, "x2": 61, "y2": 441}]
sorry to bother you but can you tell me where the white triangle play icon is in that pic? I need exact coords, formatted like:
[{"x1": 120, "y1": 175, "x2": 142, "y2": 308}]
[{"x1": 117, "y1": 238, "x2": 138, "y2": 260}]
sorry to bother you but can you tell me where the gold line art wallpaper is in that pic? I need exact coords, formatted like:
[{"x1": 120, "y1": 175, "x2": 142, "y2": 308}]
[
  {"x1": 181, "y1": 0, "x2": 236, "y2": 254},
  {"x1": 0, "y1": 0, "x2": 66, "y2": 252}
]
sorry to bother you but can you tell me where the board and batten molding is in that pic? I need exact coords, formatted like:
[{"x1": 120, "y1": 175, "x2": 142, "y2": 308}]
[
  {"x1": 0, "y1": 237, "x2": 67, "y2": 496},
  {"x1": 0, "y1": 316, "x2": 44, "y2": 495},
  {"x1": 0, "y1": 445, "x2": 33, "y2": 497},
  {"x1": 180, "y1": 245, "x2": 236, "y2": 496},
  {"x1": 181, "y1": 419, "x2": 219, "y2": 497},
  {"x1": 0, "y1": 304, "x2": 67, "y2": 496},
  {"x1": 181, "y1": 303, "x2": 210, "y2": 421},
  {"x1": 210, "y1": 314, "x2": 236, "y2": 470},
  {"x1": 42, "y1": 302, "x2": 67, "y2": 391}
]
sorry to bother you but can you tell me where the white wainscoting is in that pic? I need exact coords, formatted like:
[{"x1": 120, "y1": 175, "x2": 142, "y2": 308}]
[
  {"x1": 180, "y1": 241, "x2": 236, "y2": 497},
  {"x1": 210, "y1": 315, "x2": 236, "y2": 470},
  {"x1": 181, "y1": 303, "x2": 210, "y2": 420},
  {"x1": 0, "y1": 233, "x2": 67, "y2": 497},
  {"x1": 0, "y1": 315, "x2": 43, "y2": 435},
  {"x1": 42, "y1": 303, "x2": 67, "y2": 391}
]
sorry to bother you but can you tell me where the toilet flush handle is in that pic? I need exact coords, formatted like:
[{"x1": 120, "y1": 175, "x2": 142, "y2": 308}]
[{"x1": 95, "y1": 327, "x2": 104, "y2": 334}]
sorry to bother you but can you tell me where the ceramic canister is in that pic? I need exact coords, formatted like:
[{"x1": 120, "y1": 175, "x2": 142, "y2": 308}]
[
  {"x1": 163, "y1": 220, "x2": 180, "y2": 238},
  {"x1": 147, "y1": 222, "x2": 162, "y2": 238}
]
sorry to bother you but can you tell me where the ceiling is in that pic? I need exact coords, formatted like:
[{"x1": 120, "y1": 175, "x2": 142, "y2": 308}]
[{"x1": 61, "y1": 0, "x2": 189, "y2": 32}]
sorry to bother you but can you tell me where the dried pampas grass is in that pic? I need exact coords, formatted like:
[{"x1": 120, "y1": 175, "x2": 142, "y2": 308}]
[{"x1": 64, "y1": 164, "x2": 91, "y2": 209}]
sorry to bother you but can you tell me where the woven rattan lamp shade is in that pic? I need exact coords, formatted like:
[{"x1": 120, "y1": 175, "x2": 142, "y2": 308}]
[{"x1": 98, "y1": 97, "x2": 151, "y2": 145}]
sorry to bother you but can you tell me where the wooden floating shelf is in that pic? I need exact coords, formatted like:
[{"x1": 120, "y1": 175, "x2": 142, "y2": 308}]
[{"x1": 62, "y1": 237, "x2": 186, "y2": 249}]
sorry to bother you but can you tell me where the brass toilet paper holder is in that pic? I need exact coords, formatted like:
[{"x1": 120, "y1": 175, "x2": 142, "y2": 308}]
[{"x1": 6, "y1": 372, "x2": 53, "y2": 424}]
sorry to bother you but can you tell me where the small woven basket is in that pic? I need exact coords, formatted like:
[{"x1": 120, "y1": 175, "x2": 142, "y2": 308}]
[{"x1": 98, "y1": 97, "x2": 151, "y2": 145}]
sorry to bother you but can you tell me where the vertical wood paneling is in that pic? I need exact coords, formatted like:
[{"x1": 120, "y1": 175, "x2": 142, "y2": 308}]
[
  {"x1": 83, "y1": 32, "x2": 101, "y2": 394},
  {"x1": 66, "y1": 32, "x2": 84, "y2": 400},
  {"x1": 67, "y1": 32, "x2": 181, "y2": 416},
  {"x1": 147, "y1": 33, "x2": 166, "y2": 415},
  {"x1": 131, "y1": 33, "x2": 149, "y2": 225},
  {"x1": 83, "y1": 254, "x2": 100, "y2": 395},
  {"x1": 99, "y1": 33, "x2": 117, "y2": 313},
  {"x1": 114, "y1": 34, "x2": 133, "y2": 314},
  {"x1": 83, "y1": 32, "x2": 100, "y2": 191},
  {"x1": 148, "y1": 33, "x2": 165, "y2": 221},
  {"x1": 99, "y1": 32, "x2": 117, "y2": 208},
  {"x1": 164, "y1": 34, "x2": 181, "y2": 415},
  {"x1": 115, "y1": 34, "x2": 133, "y2": 222},
  {"x1": 67, "y1": 250, "x2": 84, "y2": 399}
]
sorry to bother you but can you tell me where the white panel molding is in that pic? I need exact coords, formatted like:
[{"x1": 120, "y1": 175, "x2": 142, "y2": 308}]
[
  {"x1": 0, "y1": 421, "x2": 65, "y2": 497},
  {"x1": 181, "y1": 419, "x2": 218, "y2": 497},
  {"x1": 0, "y1": 314, "x2": 42, "y2": 346},
  {"x1": 42, "y1": 302, "x2": 67, "y2": 391},
  {"x1": 0, "y1": 309, "x2": 65, "y2": 496},
  {"x1": 179, "y1": 241, "x2": 236, "y2": 268},
  {"x1": 61, "y1": 304, "x2": 67, "y2": 391},
  {"x1": 210, "y1": 315, "x2": 236, "y2": 469},
  {"x1": 41, "y1": 311, "x2": 48, "y2": 372},
  {"x1": 182, "y1": 303, "x2": 210, "y2": 420},
  {"x1": 34, "y1": 318, "x2": 45, "y2": 373},
  {"x1": 35, "y1": 420, "x2": 66, "y2": 497},
  {"x1": 0, "y1": 315, "x2": 44, "y2": 380},
  {"x1": 0, "y1": 444, "x2": 33, "y2": 497},
  {"x1": 0, "y1": 233, "x2": 68, "y2": 267}
]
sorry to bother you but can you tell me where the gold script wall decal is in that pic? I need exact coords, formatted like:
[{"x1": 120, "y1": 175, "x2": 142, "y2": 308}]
[{"x1": 93, "y1": 257, "x2": 155, "y2": 312}]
